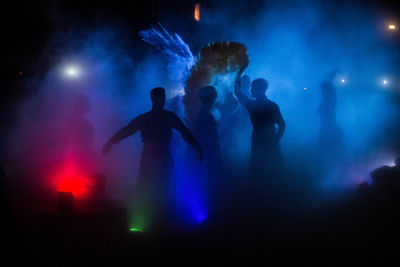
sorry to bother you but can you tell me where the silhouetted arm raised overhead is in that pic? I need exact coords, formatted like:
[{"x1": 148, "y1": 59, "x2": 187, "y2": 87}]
[
  {"x1": 102, "y1": 116, "x2": 142, "y2": 155},
  {"x1": 234, "y1": 67, "x2": 251, "y2": 108},
  {"x1": 172, "y1": 114, "x2": 203, "y2": 161}
]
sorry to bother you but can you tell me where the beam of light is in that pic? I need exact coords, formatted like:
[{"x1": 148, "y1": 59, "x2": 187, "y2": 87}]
[
  {"x1": 129, "y1": 204, "x2": 149, "y2": 233},
  {"x1": 175, "y1": 161, "x2": 208, "y2": 225},
  {"x1": 388, "y1": 24, "x2": 396, "y2": 30},
  {"x1": 180, "y1": 183, "x2": 207, "y2": 224},
  {"x1": 194, "y1": 3, "x2": 200, "y2": 22}
]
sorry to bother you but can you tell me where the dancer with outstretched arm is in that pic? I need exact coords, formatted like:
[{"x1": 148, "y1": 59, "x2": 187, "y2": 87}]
[{"x1": 103, "y1": 87, "x2": 203, "y2": 232}]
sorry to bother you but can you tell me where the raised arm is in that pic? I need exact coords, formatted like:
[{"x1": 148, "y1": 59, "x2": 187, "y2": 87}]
[
  {"x1": 102, "y1": 116, "x2": 141, "y2": 155},
  {"x1": 234, "y1": 67, "x2": 251, "y2": 107},
  {"x1": 172, "y1": 115, "x2": 203, "y2": 161}
]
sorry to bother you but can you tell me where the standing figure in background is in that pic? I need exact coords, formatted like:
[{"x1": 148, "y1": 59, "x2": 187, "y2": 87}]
[
  {"x1": 103, "y1": 87, "x2": 203, "y2": 232},
  {"x1": 219, "y1": 74, "x2": 253, "y2": 165},
  {"x1": 196, "y1": 86, "x2": 222, "y2": 215},
  {"x1": 234, "y1": 68, "x2": 285, "y2": 184},
  {"x1": 318, "y1": 69, "x2": 345, "y2": 158}
]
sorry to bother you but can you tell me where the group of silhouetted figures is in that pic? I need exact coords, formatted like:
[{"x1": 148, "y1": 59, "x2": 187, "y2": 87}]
[
  {"x1": 102, "y1": 68, "x2": 286, "y2": 231},
  {"x1": 100, "y1": 67, "x2": 400, "y2": 233}
]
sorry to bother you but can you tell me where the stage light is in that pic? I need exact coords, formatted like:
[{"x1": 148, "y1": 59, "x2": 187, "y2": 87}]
[
  {"x1": 388, "y1": 24, "x2": 396, "y2": 30},
  {"x1": 341, "y1": 79, "x2": 345, "y2": 83},
  {"x1": 195, "y1": 212, "x2": 206, "y2": 223},
  {"x1": 63, "y1": 65, "x2": 81, "y2": 79},
  {"x1": 383, "y1": 79, "x2": 388, "y2": 85},
  {"x1": 129, "y1": 228, "x2": 143, "y2": 232},
  {"x1": 304, "y1": 87, "x2": 307, "y2": 91},
  {"x1": 55, "y1": 159, "x2": 94, "y2": 198},
  {"x1": 194, "y1": 3, "x2": 200, "y2": 21}
]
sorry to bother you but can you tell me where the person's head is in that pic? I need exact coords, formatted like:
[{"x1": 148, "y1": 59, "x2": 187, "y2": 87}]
[
  {"x1": 198, "y1": 86, "x2": 217, "y2": 109},
  {"x1": 251, "y1": 78, "x2": 268, "y2": 99},
  {"x1": 151, "y1": 87, "x2": 166, "y2": 109}
]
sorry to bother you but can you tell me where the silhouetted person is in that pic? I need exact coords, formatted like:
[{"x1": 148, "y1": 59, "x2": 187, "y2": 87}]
[
  {"x1": 318, "y1": 69, "x2": 345, "y2": 157},
  {"x1": 219, "y1": 74, "x2": 252, "y2": 165},
  {"x1": 235, "y1": 68, "x2": 285, "y2": 180},
  {"x1": 103, "y1": 87, "x2": 203, "y2": 232},
  {"x1": 196, "y1": 86, "x2": 222, "y2": 214},
  {"x1": 196, "y1": 86, "x2": 221, "y2": 164},
  {"x1": 217, "y1": 90, "x2": 240, "y2": 163},
  {"x1": 370, "y1": 156, "x2": 400, "y2": 196}
]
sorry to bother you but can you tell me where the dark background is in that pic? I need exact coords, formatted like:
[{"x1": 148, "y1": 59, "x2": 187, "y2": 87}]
[{"x1": 1, "y1": 0, "x2": 399, "y2": 132}]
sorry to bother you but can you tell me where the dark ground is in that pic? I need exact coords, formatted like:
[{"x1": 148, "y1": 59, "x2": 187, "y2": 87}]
[{"x1": 2, "y1": 181, "x2": 400, "y2": 265}]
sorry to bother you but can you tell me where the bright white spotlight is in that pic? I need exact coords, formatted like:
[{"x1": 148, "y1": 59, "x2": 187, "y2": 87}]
[
  {"x1": 68, "y1": 68, "x2": 76, "y2": 75},
  {"x1": 63, "y1": 65, "x2": 81, "y2": 79},
  {"x1": 304, "y1": 87, "x2": 307, "y2": 91},
  {"x1": 383, "y1": 79, "x2": 388, "y2": 85},
  {"x1": 341, "y1": 79, "x2": 345, "y2": 83},
  {"x1": 388, "y1": 24, "x2": 396, "y2": 30}
]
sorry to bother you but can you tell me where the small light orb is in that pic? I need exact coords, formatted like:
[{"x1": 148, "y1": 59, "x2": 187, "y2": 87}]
[
  {"x1": 388, "y1": 24, "x2": 396, "y2": 30},
  {"x1": 68, "y1": 68, "x2": 76, "y2": 75},
  {"x1": 63, "y1": 65, "x2": 80, "y2": 79}
]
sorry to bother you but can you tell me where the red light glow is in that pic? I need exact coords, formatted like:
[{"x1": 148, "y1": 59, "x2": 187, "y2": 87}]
[{"x1": 54, "y1": 158, "x2": 93, "y2": 198}]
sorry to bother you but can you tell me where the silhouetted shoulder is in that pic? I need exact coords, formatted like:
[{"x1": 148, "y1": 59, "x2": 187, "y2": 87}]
[
  {"x1": 128, "y1": 112, "x2": 147, "y2": 126},
  {"x1": 162, "y1": 110, "x2": 181, "y2": 122},
  {"x1": 163, "y1": 109, "x2": 178, "y2": 117},
  {"x1": 269, "y1": 100, "x2": 281, "y2": 111},
  {"x1": 138, "y1": 111, "x2": 151, "y2": 119}
]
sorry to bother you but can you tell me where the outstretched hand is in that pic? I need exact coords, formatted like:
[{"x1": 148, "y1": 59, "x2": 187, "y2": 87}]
[{"x1": 102, "y1": 141, "x2": 112, "y2": 156}]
